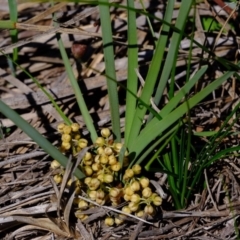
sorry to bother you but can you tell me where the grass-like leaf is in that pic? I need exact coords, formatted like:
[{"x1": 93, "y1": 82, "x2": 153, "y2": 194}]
[
  {"x1": 124, "y1": 0, "x2": 138, "y2": 144},
  {"x1": 98, "y1": 0, "x2": 121, "y2": 141}
]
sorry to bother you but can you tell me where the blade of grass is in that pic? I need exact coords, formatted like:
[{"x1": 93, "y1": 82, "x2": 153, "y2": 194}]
[
  {"x1": 8, "y1": 0, "x2": 18, "y2": 74},
  {"x1": 139, "y1": 0, "x2": 157, "y2": 44},
  {"x1": 180, "y1": 118, "x2": 192, "y2": 207},
  {"x1": 124, "y1": 0, "x2": 138, "y2": 144},
  {"x1": 163, "y1": 152, "x2": 181, "y2": 209},
  {"x1": 98, "y1": 0, "x2": 121, "y2": 141},
  {"x1": 0, "y1": 100, "x2": 85, "y2": 179},
  {"x1": 126, "y1": 0, "x2": 176, "y2": 148}
]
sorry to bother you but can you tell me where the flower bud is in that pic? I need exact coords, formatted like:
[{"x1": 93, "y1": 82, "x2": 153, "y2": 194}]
[
  {"x1": 140, "y1": 177, "x2": 150, "y2": 188},
  {"x1": 92, "y1": 162, "x2": 102, "y2": 172},
  {"x1": 53, "y1": 174, "x2": 62, "y2": 184},
  {"x1": 75, "y1": 212, "x2": 86, "y2": 220},
  {"x1": 63, "y1": 125, "x2": 72, "y2": 134},
  {"x1": 100, "y1": 155, "x2": 109, "y2": 165},
  {"x1": 96, "y1": 189, "x2": 105, "y2": 199},
  {"x1": 115, "y1": 216, "x2": 124, "y2": 225},
  {"x1": 57, "y1": 123, "x2": 65, "y2": 133},
  {"x1": 135, "y1": 210, "x2": 144, "y2": 218},
  {"x1": 104, "y1": 147, "x2": 113, "y2": 156},
  {"x1": 97, "y1": 173, "x2": 104, "y2": 182},
  {"x1": 109, "y1": 187, "x2": 121, "y2": 198},
  {"x1": 108, "y1": 155, "x2": 117, "y2": 165},
  {"x1": 73, "y1": 133, "x2": 81, "y2": 140},
  {"x1": 75, "y1": 186, "x2": 81, "y2": 194},
  {"x1": 123, "y1": 194, "x2": 131, "y2": 201},
  {"x1": 130, "y1": 181, "x2": 140, "y2": 192},
  {"x1": 94, "y1": 155, "x2": 100, "y2": 163},
  {"x1": 144, "y1": 205, "x2": 154, "y2": 215},
  {"x1": 61, "y1": 141, "x2": 71, "y2": 150},
  {"x1": 122, "y1": 206, "x2": 131, "y2": 214},
  {"x1": 110, "y1": 199, "x2": 119, "y2": 206},
  {"x1": 89, "y1": 178, "x2": 101, "y2": 190},
  {"x1": 132, "y1": 164, "x2": 141, "y2": 175},
  {"x1": 103, "y1": 174, "x2": 113, "y2": 183},
  {"x1": 83, "y1": 152, "x2": 92, "y2": 161},
  {"x1": 88, "y1": 190, "x2": 97, "y2": 200},
  {"x1": 75, "y1": 179, "x2": 82, "y2": 187},
  {"x1": 128, "y1": 202, "x2": 139, "y2": 212},
  {"x1": 152, "y1": 195, "x2": 162, "y2": 206},
  {"x1": 95, "y1": 137, "x2": 105, "y2": 147},
  {"x1": 124, "y1": 186, "x2": 134, "y2": 196},
  {"x1": 67, "y1": 179, "x2": 72, "y2": 187},
  {"x1": 96, "y1": 147, "x2": 104, "y2": 155},
  {"x1": 84, "y1": 177, "x2": 91, "y2": 186},
  {"x1": 84, "y1": 166, "x2": 93, "y2": 176},
  {"x1": 61, "y1": 133, "x2": 71, "y2": 142},
  {"x1": 113, "y1": 143, "x2": 123, "y2": 152},
  {"x1": 105, "y1": 217, "x2": 114, "y2": 226},
  {"x1": 96, "y1": 198, "x2": 106, "y2": 205},
  {"x1": 142, "y1": 187, "x2": 152, "y2": 198},
  {"x1": 123, "y1": 169, "x2": 134, "y2": 179},
  {"x1": 71, "y1": 123, "x2": 80, "y2": 132},
  {"x1": 51, "y1": 160, "x2": 61, "y2": 169},
  {"x1": 131, "y1": 193, "x2": 141, "y2": 203},
  {"x1": 83, "y1": 160, "x2": 92, "y2": 166},
  {"x1": 101, "y1": 128, "x2": 111, "y2": 138},
  {"x1": 110, "y1": 162, "x2": 121, "y2": 172},
  {"x1": 78, "y1": 138, "x2": 88, "y2": 148},
  {"x1": 78, "y1": 200, "x2": 88, "y2": 210},
  {"x1": 76, "y1": 146, "x2": 81, "y2": 153}
]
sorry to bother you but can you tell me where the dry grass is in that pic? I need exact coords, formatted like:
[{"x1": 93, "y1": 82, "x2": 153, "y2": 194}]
[{"x1": 0, "y1": 0, "x2": 240, "y2": 239}]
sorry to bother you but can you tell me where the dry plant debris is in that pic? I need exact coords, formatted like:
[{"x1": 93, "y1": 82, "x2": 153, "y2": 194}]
[{"x1": 0, "y1": 0, "x2": 240, "y2": 239}]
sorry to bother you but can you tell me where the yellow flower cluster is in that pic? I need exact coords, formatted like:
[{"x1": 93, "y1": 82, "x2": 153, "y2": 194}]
[
  {"x1": 57, "y1": 122, "x2": 87, "y2": 153},
  {"x1": 51, "y1": 123, "x2": 163, "y2": 226},
  {"x1": 105, "y1": 165, "x2": 162, "y2": 226}
]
